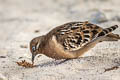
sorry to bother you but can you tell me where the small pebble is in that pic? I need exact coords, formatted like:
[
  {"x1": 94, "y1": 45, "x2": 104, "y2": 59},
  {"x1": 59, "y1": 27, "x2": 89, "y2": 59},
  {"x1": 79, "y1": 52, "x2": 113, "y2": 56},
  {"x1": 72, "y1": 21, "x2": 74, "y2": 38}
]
[
  {"x1": 19, "y1": 57, "x2": 23, "y2": 59},
  {"x1": 2, "y1": 61, "x2": 5, "y2": 63},
  {"x1": 20, "y1": 45, "x2": 28, "y2": 48},
  {"x1": 89, "y1": 11, "x2": 108, "y2": 23},
  {"x1": 0, "y1": 56, "x2": 6, "y2": 58},
  {"x1": 111, "y1": 15, "x2": 120, "y2": 22},
  {"x1": 34, "y1": 30, "x2": 40, "y2": 33}
]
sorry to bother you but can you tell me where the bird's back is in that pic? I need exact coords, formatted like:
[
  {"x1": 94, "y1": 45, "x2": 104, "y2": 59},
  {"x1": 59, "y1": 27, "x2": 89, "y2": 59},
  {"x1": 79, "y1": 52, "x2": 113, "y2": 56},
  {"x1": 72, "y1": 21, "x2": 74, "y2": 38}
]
[
  {"x1": 42, "y1": 21, "x2": 119, "y2": 59},
  {"x1": 47, "y1": 21, "x2": 102, "y2": 51},
  {"x1": 47, "y1": 21, "x2": 119, "y2": 51}
]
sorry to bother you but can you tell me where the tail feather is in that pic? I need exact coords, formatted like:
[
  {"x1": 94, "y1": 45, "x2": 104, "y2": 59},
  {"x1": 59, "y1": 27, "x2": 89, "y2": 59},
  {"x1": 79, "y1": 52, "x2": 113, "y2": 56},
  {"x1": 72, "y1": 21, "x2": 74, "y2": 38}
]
[
  {"x1": 97, "y1": 25, "x2": 120, "y2": 41},
  {"x1": 73, "y1": 25, "x2": 119, "y2": 56},
  {"x1": 104, "y1": 33, "x2": 120, "y2": 41},
  {"x1": 107, "y1": 33, "x2": 120, "y2": 39},
  {"x1": 97, "y1": 25, "x2": 118, "y2": 37}
]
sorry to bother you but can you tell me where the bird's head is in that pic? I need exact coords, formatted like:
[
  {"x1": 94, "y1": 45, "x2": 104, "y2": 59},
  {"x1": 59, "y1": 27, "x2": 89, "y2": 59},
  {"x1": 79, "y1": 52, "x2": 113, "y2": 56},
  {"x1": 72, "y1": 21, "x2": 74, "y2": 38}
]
[{"x1": 30, "y1": 36, "x2": 45, "y2": 64}]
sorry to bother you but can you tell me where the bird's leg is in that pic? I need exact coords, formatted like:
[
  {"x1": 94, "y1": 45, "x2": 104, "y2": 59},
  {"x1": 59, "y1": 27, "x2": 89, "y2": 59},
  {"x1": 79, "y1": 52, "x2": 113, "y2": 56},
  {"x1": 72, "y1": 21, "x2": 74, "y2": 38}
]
[{"x1": 57, "y1": 59, "x2": 71, "y2": 65}]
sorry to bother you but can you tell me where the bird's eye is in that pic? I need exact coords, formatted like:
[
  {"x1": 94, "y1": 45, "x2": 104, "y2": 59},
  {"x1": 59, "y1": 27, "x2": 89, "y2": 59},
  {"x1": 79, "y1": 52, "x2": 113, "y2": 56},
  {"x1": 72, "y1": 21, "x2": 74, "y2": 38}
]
[{"x1": 32, "y1": 46, "x2": 36, "y2": 52}]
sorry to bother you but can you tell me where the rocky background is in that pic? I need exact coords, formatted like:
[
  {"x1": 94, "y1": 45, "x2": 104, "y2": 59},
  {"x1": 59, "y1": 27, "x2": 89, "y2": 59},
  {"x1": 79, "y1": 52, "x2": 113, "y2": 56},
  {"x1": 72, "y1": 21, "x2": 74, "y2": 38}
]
[{"x1": 0, "y1": 0, "x2": 120, "y2": 80}]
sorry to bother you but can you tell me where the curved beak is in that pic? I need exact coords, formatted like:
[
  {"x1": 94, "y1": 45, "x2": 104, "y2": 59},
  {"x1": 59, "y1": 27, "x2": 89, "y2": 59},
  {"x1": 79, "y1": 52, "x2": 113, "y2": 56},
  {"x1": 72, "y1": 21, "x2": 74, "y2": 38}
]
[{"x1": 32, "y1": 53, "x2": 37, "y2": 64}]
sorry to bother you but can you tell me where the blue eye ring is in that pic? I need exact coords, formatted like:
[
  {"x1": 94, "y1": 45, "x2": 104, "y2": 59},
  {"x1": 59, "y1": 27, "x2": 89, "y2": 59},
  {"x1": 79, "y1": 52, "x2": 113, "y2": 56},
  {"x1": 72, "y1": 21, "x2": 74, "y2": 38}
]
[{"x1": 32, "y1": 46, "x2": 36, "y2": 52}]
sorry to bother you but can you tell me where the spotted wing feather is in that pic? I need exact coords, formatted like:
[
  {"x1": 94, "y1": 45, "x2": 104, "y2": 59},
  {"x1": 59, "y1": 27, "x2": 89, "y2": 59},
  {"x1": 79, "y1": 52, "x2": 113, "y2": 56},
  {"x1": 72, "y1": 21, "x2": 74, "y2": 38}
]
[
  {"x1": 48, "y1": 21, "x2": 102, "y2": 51},
  {"x1": 48, "y1": 21, "x2": 118, "y2": 51}
]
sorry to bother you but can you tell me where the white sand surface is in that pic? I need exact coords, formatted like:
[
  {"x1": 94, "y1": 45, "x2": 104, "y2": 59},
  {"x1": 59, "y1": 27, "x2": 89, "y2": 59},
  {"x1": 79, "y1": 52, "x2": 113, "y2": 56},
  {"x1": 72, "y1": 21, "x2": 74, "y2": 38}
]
[{"x1": 0, "y1": 0, "x2": 120, "y2": 80}]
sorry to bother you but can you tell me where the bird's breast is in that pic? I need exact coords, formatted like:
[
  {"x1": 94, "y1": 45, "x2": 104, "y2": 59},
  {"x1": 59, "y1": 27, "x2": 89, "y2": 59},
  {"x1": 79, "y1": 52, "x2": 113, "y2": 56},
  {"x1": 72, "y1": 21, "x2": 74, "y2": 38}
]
[{"x1": 42, "y1": 36, "x2": 77, "y2": 59}]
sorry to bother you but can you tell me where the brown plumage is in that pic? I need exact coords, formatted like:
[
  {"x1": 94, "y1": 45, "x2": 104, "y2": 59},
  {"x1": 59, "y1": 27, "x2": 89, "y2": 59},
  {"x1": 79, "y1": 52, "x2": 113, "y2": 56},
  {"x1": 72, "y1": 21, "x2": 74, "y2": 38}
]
[{"x1": 30, "y1": 21, "x2": 120, "y2": 64}]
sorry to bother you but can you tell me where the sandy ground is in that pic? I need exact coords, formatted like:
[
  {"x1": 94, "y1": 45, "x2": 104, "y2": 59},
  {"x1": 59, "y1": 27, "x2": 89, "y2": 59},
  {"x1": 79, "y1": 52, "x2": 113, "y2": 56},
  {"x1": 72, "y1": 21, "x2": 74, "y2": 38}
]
[{"x1": 0, "y1": 0, "x2": 120, "y2": 80}]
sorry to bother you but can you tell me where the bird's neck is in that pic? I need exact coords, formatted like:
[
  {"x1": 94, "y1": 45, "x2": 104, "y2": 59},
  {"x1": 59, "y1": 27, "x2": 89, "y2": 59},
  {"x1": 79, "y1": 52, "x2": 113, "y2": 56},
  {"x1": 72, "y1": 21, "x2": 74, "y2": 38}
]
[{"x1": 38, "y1": 35, "x2": 48, "y2": 53}]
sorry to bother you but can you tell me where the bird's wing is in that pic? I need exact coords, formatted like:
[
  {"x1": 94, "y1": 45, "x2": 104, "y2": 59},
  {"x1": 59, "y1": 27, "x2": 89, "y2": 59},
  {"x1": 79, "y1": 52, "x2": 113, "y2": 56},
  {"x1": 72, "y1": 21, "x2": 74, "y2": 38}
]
[{"x1": 49, "y1": 21, "x2": 103, "y2": 51}]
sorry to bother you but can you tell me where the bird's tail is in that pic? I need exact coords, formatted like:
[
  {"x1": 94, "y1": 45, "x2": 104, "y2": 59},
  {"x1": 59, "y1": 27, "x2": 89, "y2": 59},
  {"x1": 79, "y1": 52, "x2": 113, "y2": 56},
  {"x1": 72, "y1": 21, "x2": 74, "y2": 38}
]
[
  {"x1": 97, "y1": 25, "x2": 118, "y2": 37},
  {"x1": 72, "y1": 25, "x2": 119, "y2": 57},
  {"x1": 97, "y1": 25, "x2": 120, "y2": 41}
]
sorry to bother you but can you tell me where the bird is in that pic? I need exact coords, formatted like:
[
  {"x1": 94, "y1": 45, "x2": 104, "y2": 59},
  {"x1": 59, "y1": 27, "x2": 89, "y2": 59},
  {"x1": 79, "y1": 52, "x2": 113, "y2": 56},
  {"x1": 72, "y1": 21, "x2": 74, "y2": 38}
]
[{"x1": 30, "y1": 21, "x2": 120, "y2": 64}]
